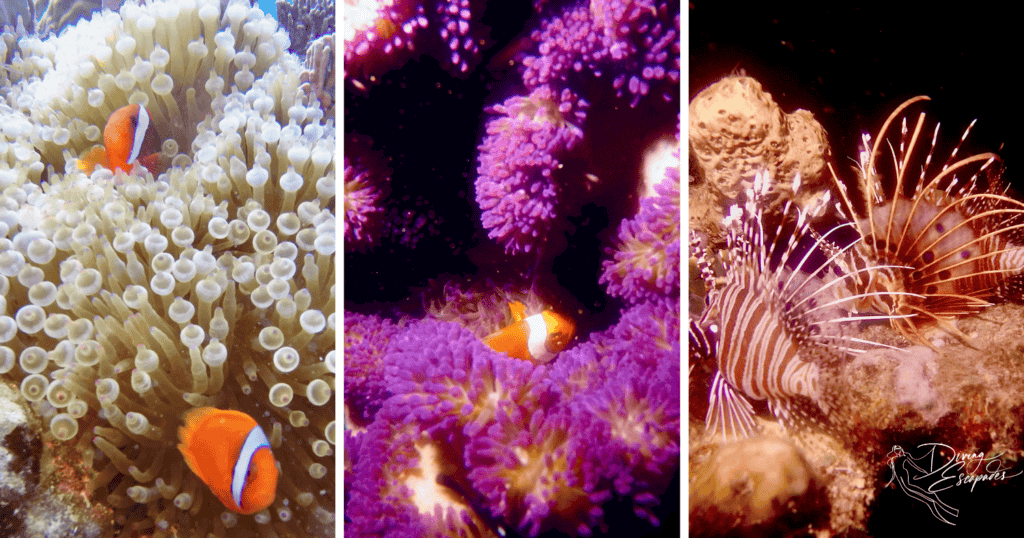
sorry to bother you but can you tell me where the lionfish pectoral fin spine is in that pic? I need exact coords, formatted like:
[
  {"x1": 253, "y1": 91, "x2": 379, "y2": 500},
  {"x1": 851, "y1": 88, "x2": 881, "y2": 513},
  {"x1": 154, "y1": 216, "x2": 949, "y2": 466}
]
[
  {"x1": 935, "y1": 318, "x2": 981, "y2": 350},
  {"x1": 705, "y1": 371, "x2": 758, "y2": 442},
  {"x1": 770, "y1": 394, "x2": 840, "y2": 437},
  {"x1": 901, "y1": 311, "x2": 978, "y2": 351}
]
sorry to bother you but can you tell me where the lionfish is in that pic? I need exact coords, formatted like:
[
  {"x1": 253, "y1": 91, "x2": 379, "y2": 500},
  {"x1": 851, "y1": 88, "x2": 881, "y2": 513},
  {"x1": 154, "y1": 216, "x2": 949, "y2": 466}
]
[
  {"x1": 829, "y1": 96, "x2": 1024, "y2": 344},
  {"x1": 692, "y1": 172, "x2": 906, "y2": 441}
]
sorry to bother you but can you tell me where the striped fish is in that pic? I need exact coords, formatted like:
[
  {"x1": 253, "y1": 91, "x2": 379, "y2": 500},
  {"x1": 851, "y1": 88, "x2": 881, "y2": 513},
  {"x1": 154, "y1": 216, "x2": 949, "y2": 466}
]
[
  {"x1": 693, "y1": 171, "x2": 905, "y2": 442},
  {"x1": 829, "y1": 96, "x2": 1024, "y2": 345}
]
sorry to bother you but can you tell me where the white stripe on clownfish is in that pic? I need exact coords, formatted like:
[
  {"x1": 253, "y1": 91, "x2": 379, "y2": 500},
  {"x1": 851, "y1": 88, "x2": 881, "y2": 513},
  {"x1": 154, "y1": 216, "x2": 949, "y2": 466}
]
[
  {"x1": 525, "y1": 313, "x2": 555, "y2": 362},
  {"x1": 231, "y1": 422, "x2": 272, "y2": 509},
  {"x1": 128, "y1": 105, "x2": 151, "y2": 165},
  {"x1": 483, "y1": 301, "x2": 576, "y2": 363}
]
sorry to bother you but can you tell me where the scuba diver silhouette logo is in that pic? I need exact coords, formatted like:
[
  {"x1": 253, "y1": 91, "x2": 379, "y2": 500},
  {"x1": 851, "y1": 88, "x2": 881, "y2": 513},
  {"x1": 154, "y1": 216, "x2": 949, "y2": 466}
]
[{"x1": 884, "y1": 445, "x2": 959, "y2": 525}]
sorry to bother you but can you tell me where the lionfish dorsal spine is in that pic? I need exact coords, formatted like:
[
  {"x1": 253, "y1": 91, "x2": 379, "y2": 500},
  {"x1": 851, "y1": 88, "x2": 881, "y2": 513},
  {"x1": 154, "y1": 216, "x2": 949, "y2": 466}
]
[
  {"x1": 689, "y1": 230, "x2": 719, "y2": 298},
  {"x1": 831, "y1": 95, "x2": 1024, "y2": 344}
]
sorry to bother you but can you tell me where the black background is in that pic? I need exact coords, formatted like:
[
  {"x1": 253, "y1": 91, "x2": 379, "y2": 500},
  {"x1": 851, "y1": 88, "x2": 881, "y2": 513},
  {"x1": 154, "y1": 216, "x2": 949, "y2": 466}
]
[{"x1": 690, "y1": 2, "x2": 1018, "y2": 190}]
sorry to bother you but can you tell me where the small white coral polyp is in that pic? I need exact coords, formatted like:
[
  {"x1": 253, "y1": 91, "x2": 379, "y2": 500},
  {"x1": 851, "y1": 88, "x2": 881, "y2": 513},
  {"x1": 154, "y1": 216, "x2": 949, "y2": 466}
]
[{"x1": 0, "y1": 1, "x2": 335, "y2": 537}]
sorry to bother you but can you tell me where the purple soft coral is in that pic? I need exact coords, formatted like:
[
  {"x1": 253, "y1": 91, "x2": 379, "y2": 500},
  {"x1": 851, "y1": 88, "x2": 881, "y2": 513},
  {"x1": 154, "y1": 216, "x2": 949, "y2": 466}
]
[
  {"x1": 464, "y1": 403, "x2": 617, "y2": 537},
  {"x1": 475, "y1": 85, "x2": 588, "y2": 255},
  {"x1": 344, "y1": 156, "x2": 387, "y2": 251},
  {"x1": 600, "y1": 156, "x2": 680, "y2": 304},
  {"x1": 343, "y1": 0, "x2": 488, "y2": 89},
  {"x1": 343, "y1": 312, "x2": 403, "y2": 424},
  {"x1": 382, "y1": 319, "x2": 555, "y2": 437},
  {"x1": 346, "y1": 412, "x2": 497, "y2": 538},
  {"x1": 436, "y1": 0, "x2": 482, "y2": 73},
  {"x1": 521, "y1": 0, "x2": 680, "y2": 107}
]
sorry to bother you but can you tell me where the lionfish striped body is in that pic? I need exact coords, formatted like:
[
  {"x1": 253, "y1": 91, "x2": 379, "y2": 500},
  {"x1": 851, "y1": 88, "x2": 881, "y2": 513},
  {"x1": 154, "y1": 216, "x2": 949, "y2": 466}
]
[
  {"x1": 693, "y1": 172, "x2": 899, "y2": 441},
  {"x1": 830, "y1": 96, "x2": 1024, "y2": 343}
]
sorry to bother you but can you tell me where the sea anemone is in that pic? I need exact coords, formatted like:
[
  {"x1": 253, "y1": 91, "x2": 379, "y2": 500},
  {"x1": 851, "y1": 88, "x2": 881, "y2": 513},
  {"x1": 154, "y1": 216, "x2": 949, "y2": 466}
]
[
  {"x1": 346, "y1": 408, "x2": 500, "y2": 538},
  {"x1": 422, "y1": 276, "x2": 552, "y2": 338},
  {"x1": 346, "y1": 311, "x2": 679, "y2": 537},
  {"x1": 463, "y1": 298, "x2": 680, "y2": 535},
  {"x1": 381, "y1": 319, "x2": 554, "y2": 438},
  {"x1": 464, "y1": 402, "x2": 614, "y2": 537},
  {"x1": 563, "y1": 302, "x2": 681, "y2": 526},
  {"x1": 0, "y1": 1, "x2": 335, "y2": 536}
]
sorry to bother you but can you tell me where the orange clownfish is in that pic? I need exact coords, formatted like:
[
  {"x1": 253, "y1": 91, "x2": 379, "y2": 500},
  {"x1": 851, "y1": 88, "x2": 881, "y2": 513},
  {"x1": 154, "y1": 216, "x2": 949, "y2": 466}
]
[
  {"x1": 176, "y1": 407, "x2": 278, "y2": 515},
  {"x1": 483, "y1": 301, "x2": 575, "y2": 363},
  {"x1": 77, "y1": 104, "x2": 164, "y2": 175}
]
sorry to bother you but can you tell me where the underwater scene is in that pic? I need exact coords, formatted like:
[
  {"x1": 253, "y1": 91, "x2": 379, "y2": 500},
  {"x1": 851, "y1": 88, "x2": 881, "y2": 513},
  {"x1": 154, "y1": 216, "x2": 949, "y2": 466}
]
[
  {"x1": 343, "y1": 0, "x2": 680, "y2": 537},
  {"x1": 0, "y1": 0, "x2": 335, "y2": 537},
  {"x1": 690, "y1": 3, "x2": 1024, "y2": 537}
]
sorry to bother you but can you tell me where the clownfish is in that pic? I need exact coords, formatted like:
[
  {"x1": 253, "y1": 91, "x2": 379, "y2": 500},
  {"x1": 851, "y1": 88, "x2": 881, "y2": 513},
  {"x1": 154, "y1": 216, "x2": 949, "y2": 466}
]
[
  {"x1": 77, "y1": 104, "x2": 164, "y2": 175},
  {"x1": 483, "y1": 301, "x2": 575, "y2": 363},
  {"x1": 176, "y1": 407, "x2": 278, "y2": 515}
]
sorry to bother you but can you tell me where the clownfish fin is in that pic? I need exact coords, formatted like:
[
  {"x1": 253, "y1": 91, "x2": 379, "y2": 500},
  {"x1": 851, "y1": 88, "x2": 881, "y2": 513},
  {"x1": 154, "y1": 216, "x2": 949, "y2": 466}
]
[
  {"x1": 104, "y1": 104, "x2": 163, "y2": 175},
  {"x1": 175, "y1": 406, "x2": 220, "y2": 483},
  {"x1": 138, "y1": 152, "x2": 167, "y2": 176},
  {"x1": 508, "y1": 301, "x2": 527, "y2": 322},
  {"x1": 76, "y1": 145, "x2": 109, "y2": 175}
]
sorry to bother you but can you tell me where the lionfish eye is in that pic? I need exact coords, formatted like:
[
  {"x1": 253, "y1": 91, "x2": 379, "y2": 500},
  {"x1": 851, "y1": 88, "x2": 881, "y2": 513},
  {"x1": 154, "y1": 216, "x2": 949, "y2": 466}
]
[{"x1": 922, "y1": 251, "x2": 934, "y2": 263}]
